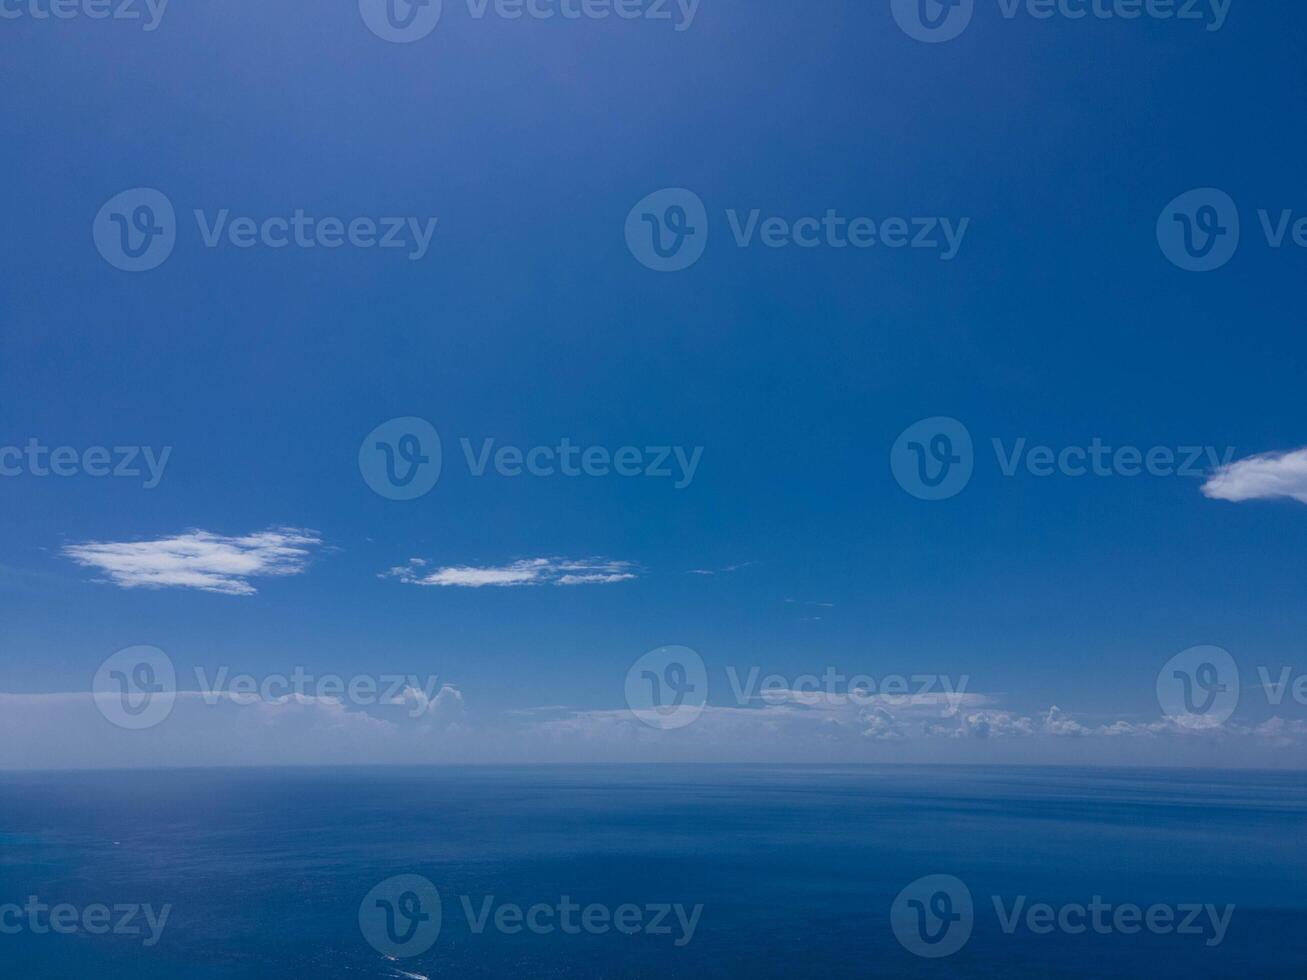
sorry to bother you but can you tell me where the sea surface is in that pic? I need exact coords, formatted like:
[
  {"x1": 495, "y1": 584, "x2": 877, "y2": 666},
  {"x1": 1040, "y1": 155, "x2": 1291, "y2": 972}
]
[{"x1": 0, "y1": 765, "x2": 1304, "y2": 978}]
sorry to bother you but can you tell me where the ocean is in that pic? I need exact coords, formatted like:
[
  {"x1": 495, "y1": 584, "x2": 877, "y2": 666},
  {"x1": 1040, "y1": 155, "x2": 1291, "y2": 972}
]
[{"x1": 0, "y1": 765, "x2": 1304, "y2": 978}]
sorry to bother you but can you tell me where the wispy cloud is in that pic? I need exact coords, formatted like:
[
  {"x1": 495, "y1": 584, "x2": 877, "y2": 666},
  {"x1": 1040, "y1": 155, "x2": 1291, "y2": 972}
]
[
  {"x1": 63, "y1": 528, "x2": 323, "y2": 596},
  {"x1": 1202, "y1": 447, "x2": 1307, "y2": 505},
  {"x1": 782, "y1": 599, "x2": 834, "y2": 622},
  {"x1": 385, "y1": 557, "x2": 637, "y2": 588},
  {"x1": 687, "y1": 561, "x2": 757, "y2": 576}
]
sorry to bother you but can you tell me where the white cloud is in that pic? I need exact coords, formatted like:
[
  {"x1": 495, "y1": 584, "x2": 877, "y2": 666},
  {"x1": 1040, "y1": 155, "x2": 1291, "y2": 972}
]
[
  {"x1": 386, "y1": 557, "x2": 636, "y2": 588},
  {"x1": 385, "y1": 683, "x2": 466, "y2": 726},
  {"x1": 62, "y1": 527, "x2": 323, "y2": 595},
  {"x1": 1247, "y1": 717, "x2": 1307, "y2": 748},
  {"x1": 1202, "y1": 447, "x2": 1307, "y2": 505}
]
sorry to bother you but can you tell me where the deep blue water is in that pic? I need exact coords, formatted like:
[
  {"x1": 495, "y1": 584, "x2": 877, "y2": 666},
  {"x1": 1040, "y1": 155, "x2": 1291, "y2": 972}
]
[{"x1": 0, "y1": 766, "x2": 1304, "y2": 978}]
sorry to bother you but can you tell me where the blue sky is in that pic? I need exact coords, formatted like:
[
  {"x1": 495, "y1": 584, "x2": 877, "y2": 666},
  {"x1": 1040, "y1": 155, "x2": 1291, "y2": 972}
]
[{"x1": 2, "y1": 0, "x2": 1306, "y2": 768}]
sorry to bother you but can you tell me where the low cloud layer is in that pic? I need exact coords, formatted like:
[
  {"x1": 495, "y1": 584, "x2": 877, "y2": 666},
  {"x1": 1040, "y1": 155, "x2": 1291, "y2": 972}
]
[
  {"x1": 3, "y1": 683, "x2": 1305, "y2": 769},
  {"x1": 385, "y1": 557, "x2": 637, "y2": 588},
  {"x1": 528, "y1": 690, "x2": 1307, "y2": 759},
  {"x1": 63, "y1": 527, "x2": 323, "y2": 595},
  {"x1": 1202, "y1": 447, "x2": 1307, "y2": 505},
  {"x1": 0, "y1": 684, "x2": 466, "y2": 769}
]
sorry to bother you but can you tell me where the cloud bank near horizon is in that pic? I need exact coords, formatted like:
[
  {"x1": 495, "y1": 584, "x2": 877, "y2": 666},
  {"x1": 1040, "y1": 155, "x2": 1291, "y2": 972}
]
[
  {"x1": 530, "y1": 690, "x2": 1307, "y2": 748},
  {"x1": 2, "y1": 683, "x2": 1304, "y2": 769}
]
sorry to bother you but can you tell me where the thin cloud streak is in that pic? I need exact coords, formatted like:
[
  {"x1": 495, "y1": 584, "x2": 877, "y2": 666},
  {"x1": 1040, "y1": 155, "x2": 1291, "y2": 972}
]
[{"x1": 385, "y1": 557, "x2": 637, "y2": 588}]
